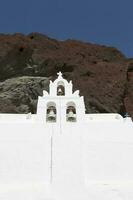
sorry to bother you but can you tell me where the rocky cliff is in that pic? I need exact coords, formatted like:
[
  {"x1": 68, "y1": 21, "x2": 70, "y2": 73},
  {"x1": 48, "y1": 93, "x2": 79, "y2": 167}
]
[{"x1": 0, "y1": 32, "x2": 132, "y2": 118}]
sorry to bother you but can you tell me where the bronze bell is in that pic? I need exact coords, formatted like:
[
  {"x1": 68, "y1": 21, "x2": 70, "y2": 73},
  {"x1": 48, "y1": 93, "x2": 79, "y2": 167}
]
[
  {"x1": 67, "y1": 110, "x2": 76, "y2": 122},
  {"x1": 47, "y1": 109, "x2": 56, "y2": 122},
  {"x1": 58, "y1": 87, "x2": 63, "y2": 95}
]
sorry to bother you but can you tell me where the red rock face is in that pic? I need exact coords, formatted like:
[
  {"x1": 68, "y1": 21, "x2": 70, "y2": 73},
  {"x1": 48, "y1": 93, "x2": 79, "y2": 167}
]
[
  {"x1": 0, "y1": 33, "x2": 132, "y2": 119},
  {"x1": 124, "y1": 63, "x2": 133, "y2": 118}
]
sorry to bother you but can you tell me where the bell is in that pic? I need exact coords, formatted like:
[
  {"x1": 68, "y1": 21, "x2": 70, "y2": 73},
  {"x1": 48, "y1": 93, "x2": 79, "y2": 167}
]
[
  {"x1": 67, "y1": 110, "x2": 76, "y2": 122},
  {"x1": 58, "y1": 87, "x2": 63, "y2": 95},
  {"x1": 47, "y1": 110, "x2": 56, "y2": 122}
]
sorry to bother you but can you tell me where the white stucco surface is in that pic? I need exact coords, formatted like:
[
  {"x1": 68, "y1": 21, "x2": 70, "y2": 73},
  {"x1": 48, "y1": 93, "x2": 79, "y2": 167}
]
[{"x1": 0, "y1": 72, "x2": 133, "y2": 200}]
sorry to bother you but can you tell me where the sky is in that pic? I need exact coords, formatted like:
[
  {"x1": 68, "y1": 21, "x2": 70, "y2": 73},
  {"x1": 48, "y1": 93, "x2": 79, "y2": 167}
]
[{"x1": 0, "y1": 0, "x2": 133, "y2": 57}]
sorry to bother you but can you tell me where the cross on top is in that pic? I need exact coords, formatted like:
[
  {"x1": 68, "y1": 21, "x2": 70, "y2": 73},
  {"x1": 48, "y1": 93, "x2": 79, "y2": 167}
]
[{"x1": 57, "y1": 71, "x2": 63, "y2": 78}]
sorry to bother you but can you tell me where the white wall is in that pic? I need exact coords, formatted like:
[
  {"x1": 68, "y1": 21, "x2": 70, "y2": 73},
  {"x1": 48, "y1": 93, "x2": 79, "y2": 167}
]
[
  {"x1": 0, "y1": 119, "x2": 132, "y2": 185},
  {"x1": 0, "y1": 122, "x2": 51, "y2": 185},
  {"x1": 82, "y1": 120, "x2": 133, "y2": 184},
  {"x1": 0, "y1": 116, "x2": 133, "y2": 199}
]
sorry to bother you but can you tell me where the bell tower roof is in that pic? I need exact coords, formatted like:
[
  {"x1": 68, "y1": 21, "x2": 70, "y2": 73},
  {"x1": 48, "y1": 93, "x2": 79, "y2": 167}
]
[
  {"x1": 52, "y1": 71, "x2": 69, "y2": 84},
  {"x1": 37, "y1": 71, "x2": 86, "y2": 123},
  {"x1": 49, "y1": 71, "x2": 73, "y2": 97}
]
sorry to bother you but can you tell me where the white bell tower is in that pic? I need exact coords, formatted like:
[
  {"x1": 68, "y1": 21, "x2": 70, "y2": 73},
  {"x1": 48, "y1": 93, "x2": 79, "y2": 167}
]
[{"x1": 37, "y1": 72, "x2": 86, "y2": 124}]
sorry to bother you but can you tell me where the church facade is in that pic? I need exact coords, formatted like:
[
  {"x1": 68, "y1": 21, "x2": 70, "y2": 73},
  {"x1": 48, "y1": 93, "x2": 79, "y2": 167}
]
[{"x1": 0, "y1": 72, "x2": 133, "y2": 200}]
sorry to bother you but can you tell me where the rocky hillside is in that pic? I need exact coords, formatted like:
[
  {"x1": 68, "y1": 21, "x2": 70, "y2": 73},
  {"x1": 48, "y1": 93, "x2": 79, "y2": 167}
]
[{"x1": 0, "y1": 32, "x2": 132, "y2": 118}]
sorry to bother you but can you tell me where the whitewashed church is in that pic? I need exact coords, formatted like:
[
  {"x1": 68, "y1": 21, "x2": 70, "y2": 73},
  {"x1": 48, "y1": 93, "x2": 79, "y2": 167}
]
[{"x1": 0, "y1": 72, "x2": 133, "y2": 200}]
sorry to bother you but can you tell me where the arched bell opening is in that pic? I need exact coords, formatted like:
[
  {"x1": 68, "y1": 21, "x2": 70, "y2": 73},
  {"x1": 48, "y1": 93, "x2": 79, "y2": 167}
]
[
  {"x1": 46, "y1": 102, "x2": 56, "y2": 123},
  {"x1": 57, "y1": 81, "x2": 65, "y2": 96},
  {"x1": 66, "y1": 102, "x2": 76, "y2": 122}
]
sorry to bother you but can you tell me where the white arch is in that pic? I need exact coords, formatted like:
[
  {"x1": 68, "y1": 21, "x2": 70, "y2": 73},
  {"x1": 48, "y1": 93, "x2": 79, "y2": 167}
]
[
  {"x1": 57, "y1": 81, "x2": 65, "y2": 96},
  {"x1": 66, "y1": 101, "x2": 76, "y2": 122},
  {"x1": 49, "y1": 72, "x2": 73, "y2": 96},
  {"x1": 46, "y1": 102, "x2": 57, "y2": 122},
  {"x1": 47, "y1": 102, "x2": 56, "y2": 108}
]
